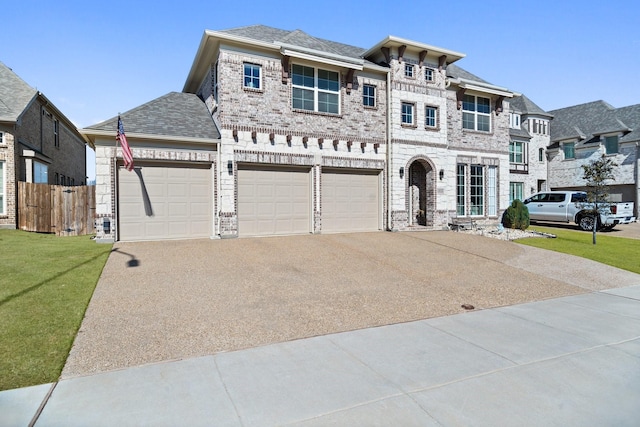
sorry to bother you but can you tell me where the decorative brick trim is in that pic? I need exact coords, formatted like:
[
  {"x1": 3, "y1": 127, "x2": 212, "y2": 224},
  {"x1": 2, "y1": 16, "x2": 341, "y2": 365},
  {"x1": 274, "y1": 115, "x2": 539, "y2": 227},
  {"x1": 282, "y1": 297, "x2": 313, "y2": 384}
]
[
  {"x1": 392, "y1": 138, "x2": 447, "y2": 148},
  {"x1": 234, "y1": 150, "x2": 315, "y2": 166},
  {"x1": 221, "y1": 124, "x2": 386, "y2": 146},
  {"x1": 321, "y1": 156, "x2": 385, "y2": 170}
]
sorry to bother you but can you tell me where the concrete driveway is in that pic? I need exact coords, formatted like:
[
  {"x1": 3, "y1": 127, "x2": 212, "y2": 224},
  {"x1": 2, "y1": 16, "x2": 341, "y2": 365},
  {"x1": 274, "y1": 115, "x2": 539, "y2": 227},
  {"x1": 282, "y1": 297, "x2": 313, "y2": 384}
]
[{"x1": 62, "y1": 231, "x2": 640, "y2": 378}]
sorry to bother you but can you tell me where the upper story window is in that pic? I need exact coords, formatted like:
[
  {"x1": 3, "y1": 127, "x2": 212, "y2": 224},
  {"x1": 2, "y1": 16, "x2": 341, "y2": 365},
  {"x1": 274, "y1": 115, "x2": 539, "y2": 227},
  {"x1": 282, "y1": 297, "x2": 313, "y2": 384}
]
[
  {"x1": 462, "y1": 94, "x2": 491, "y2": 132},
  {"x1": 243, "y1": 63, "x2": 262, "y2": 89},
  {"x1": 54, "y1": 120, "x2": 59, "y2": 147},
  {"x1": 0, "y1": 132, "x2": 4, "y2": 144},
  {"x1": 509, "y1": 140, "x2": 525, "y2": 164},
  {"x1": 404, "y1": 64, "x2": 414, "y2": 78},
  {"x1": 401, "y1": 102, "x2": 414, "y2": 125},
  {"x1": 509, "y1": 113, "x2": 521, "y2": 129},
  {"x1": 563, "y1": 142, "x2": 575, "y2": 159},
  {"x1": 425, "y1": 106, "x2": 437, "y2": 128},
  {"x1": 538, "y1": 148, "x2": 545, "y2": 162},
  {"x1": 292, "y1": 64, "x2": 340, "y2": 114},
  {"x1": 425, "y1": 68, "x2": 434, "y2": 82},
  {"x1": 531, "y1": 119, "x2": 548, "y2": 135},
  {"x1": 363, "y1": 84, "x2": 375, "y2": 107},
  {"x1": 604, "y1": 135, "x2": 619, "y2": 154}
]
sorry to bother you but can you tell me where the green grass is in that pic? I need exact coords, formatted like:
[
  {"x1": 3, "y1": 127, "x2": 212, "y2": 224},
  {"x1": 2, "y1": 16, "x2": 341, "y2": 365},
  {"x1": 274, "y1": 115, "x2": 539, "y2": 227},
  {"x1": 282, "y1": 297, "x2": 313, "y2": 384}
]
[
  {"x1": 0, "y1": 230, "x2": 112, "y2": 391},
  {"x1": 517, "y1": 225, "x2": 640, "y2": 274}
]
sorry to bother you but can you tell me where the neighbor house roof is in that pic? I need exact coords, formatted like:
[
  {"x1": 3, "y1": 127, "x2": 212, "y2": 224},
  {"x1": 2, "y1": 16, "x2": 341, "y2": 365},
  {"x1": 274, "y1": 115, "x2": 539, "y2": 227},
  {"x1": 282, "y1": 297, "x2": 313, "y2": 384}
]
[
  {"x1": 81, "y1": 92, "x2": 220, "y2": 142},
  {"x1": 548, "y1": 100, "x2": 633, "y2": 148},
  {"x1": 0, "y1": 61, "x2": 38, "y2": 123},
  {"x1": 509, "y1": 94, "x2": 553, "y2": 118}
]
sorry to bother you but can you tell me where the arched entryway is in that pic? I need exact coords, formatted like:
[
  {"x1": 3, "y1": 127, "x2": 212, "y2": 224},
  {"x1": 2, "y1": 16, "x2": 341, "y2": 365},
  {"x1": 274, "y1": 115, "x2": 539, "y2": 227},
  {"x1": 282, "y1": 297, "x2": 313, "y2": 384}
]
[{"x1": 406, "y1": 156, "x2": 436, "y2": 226}]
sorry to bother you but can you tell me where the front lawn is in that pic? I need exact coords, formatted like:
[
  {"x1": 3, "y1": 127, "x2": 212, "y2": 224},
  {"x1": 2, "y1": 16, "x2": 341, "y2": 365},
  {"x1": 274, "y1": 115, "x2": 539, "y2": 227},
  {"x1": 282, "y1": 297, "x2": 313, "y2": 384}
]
[
  {"x1": 518, "y1": 226, "x2": 640, "y2": 274},
  {"x1": 0, "y1": 230, "x2": 112, "y2": 391}
]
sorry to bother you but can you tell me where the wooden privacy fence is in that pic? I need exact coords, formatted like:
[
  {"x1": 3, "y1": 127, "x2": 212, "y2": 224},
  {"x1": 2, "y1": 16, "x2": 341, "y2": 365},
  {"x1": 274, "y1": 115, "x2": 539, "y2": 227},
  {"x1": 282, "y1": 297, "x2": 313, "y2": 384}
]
[{"x1": 18, "y1": 182, "x2": 96, "y2": 236}]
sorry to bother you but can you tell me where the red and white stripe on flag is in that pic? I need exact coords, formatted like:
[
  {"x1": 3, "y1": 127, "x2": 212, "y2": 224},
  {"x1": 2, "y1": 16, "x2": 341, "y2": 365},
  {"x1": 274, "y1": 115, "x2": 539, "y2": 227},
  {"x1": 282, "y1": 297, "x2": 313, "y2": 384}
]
[{"x1": 117, "y1": 116, "x2": 134, "y2": 171}]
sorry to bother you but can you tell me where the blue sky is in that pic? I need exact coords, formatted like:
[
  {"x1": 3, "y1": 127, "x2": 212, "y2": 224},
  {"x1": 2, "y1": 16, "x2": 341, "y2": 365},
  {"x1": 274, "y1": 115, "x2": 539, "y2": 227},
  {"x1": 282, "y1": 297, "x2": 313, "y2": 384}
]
[{"x1": 4, "y1": 0, "x2": 639, "y2": 180}]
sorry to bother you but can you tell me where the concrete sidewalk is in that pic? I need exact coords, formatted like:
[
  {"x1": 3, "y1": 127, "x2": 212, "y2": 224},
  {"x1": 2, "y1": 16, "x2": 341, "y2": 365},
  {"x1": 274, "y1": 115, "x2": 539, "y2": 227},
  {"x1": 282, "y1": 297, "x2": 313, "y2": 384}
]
[{"x1": 3, "y1": 285, "x2": 640, "y2": 427}]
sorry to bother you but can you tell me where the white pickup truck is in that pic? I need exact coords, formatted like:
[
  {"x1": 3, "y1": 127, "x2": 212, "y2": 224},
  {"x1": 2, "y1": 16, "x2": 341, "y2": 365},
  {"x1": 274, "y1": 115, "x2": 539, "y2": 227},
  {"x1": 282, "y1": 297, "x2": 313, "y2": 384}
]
[{"x1": 523, "y1": 191, "x2": 636, "y2": 231}]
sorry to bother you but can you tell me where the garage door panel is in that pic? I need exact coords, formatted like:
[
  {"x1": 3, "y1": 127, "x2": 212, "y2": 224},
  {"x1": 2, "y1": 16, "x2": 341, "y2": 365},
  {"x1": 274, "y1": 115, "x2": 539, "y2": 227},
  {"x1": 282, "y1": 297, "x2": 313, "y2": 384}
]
[
  {"x1": 238, "y1": 167, "x2": 311, "y2": 237},
  {"x1": 119, "y1": 164, "x2": 212, "y2": 241},
  {"x1": 322, "y1": 170, "x2": 380, "y2": 233}
]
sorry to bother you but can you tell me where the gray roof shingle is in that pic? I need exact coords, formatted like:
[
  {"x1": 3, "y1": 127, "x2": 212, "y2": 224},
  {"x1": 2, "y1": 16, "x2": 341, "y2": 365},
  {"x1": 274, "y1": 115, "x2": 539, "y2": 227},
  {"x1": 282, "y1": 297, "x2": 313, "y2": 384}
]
[
  {"x1": 84, "y1": 92, "x2": 220, "y2": 140},
  {"x1": 548, "y1": 100, "x2": 633, "y2": 146},
  {"x1": 219, "y1": 25, "x2": 366, "y2": 59},
  {"x1": 445, "y1": 63, "x2": 491, "y2": 85},
  {"x1": 509, "y1": 94, "x2": 553, "y2": 118},
  {"x1": 0, "y1": 61, "x2": 38, "y2": 122}
]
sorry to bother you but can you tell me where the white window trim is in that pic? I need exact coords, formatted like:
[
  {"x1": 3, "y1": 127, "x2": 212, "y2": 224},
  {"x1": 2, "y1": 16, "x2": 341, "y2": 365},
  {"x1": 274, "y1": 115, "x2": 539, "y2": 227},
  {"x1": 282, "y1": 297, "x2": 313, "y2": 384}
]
[
  {"x1": 487, "y1": 166, "x2": 497, "y2": 216},
  {"x1": 469, "y1": 165, "x2": 484, "y2": 217},
  {"x1": 425, "y1": 68, "x2": 434, "y2": 82},
  {"x1": 603, "y1": 134, "x2": 619, "y2": 155},
  {"x1": 243, "y1": 63, "x2": 262, "y2": 90},
  {"x1": 291, "y1": 63, "x2": 341, "y2": 114},
  {"x1": 425, "y1": 106, "x2": 438, "y2": 128},
  {"x1": 509, "y1": 140, "x2": 525, "y2": 164},
  {"x1": 563, "y1": 141, "x2": 576, "y2": 160},
  {"x1": 363, "y1": 84, "x2": 376, "y2": 108},
  {"x1": 510, "y1": 182, "x2": 524, "y2": 203},
  {"x1": 404, "y1": 64, "x2": 414, "y2": 78},
  {"x1": 401, "y1": 102, "x2": 415, "y2": 125},
  {"x1": 462, "y1": 94, "x2": 491, "y2": 132},
  {"x1": 509, "y1": 113, "x2": 521, "y2": 129}
]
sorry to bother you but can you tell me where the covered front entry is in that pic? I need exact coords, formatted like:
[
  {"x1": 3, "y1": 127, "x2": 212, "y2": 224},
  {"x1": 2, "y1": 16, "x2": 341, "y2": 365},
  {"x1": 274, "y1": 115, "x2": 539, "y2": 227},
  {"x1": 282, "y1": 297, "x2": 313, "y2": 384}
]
[
  {"x1": 407, "y1": 158, "x2": 436, "y2": 226},
  {"x1": 321, "y1": 168, "x2": 380, "y2": 233},
  {"x1": 118, "y1": 162, "x2": 213, "y2": 241},
  {"x1": 237, "y1": 165, "x2": 312, "y2": 237}
]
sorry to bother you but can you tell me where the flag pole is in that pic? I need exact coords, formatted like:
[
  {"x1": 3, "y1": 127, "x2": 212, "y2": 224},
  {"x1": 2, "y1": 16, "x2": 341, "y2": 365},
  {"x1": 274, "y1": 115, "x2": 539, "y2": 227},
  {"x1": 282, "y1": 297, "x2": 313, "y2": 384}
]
[{"x1": 112, "y1": 113, "x2": 121, "y2": 241}]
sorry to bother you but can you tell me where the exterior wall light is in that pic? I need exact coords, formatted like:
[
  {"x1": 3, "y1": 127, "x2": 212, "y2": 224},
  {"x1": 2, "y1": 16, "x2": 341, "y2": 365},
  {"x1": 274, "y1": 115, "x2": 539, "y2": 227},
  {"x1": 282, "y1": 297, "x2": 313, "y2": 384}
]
[
  {"x1": 399, "y1": 167, "x2": 404, "y2": 179},
  {"x1": 439, "y1": 169, "x2": 444, "y2": 180}
]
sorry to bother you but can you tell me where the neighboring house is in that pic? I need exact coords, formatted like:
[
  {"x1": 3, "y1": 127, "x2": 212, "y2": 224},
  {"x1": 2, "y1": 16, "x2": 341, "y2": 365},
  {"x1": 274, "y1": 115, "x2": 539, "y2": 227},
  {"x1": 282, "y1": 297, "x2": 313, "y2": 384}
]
[
  {"x1": 547, "y1": 101, "x2": 640, "y2": 217},
  {"x1": 508, "y1": 94, "x2": 553, "y2": 203},
  {"x1": 0, "y1": 61, "x2": 87, "y2": 229},
  {"x1": 83, "y1": 25, "x2": 520, "y2": 242}
]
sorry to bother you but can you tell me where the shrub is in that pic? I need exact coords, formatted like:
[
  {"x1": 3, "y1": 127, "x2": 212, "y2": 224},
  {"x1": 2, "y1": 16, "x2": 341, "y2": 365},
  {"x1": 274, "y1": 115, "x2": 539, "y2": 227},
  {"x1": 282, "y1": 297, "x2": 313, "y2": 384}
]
[{"x1": 502, "y1": 199, "x2": 530, "y2": 230}]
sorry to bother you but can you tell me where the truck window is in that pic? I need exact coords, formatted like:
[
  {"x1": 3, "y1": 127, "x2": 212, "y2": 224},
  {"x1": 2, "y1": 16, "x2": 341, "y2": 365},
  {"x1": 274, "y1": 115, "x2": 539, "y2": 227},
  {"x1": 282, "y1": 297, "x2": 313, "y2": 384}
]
[
  {"x1": 548, "y1": 194, "x2": 566, "y2": 203},
  {"x1": 571, "y1": 193, "x2": 587, "y2": 203}
]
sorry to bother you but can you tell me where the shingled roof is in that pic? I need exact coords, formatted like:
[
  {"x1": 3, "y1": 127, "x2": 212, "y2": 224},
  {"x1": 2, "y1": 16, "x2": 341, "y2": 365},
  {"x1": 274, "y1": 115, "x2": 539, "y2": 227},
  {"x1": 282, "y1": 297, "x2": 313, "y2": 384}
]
[
  {"x1": 219, "y1": 25, "x2": 366, "y2": 59},
  {"x1": 509, "y1": 94, "x2": 553, "y2": 118},
  {"x1": 0, "y1": 61, "x2": 38, "y2": 123},
  {"x1": 548, "y1": 100, "x2": 633, "y2": 147},
  {"x1": 83, "y1": 92, "x2": 220, "y2": 140}
]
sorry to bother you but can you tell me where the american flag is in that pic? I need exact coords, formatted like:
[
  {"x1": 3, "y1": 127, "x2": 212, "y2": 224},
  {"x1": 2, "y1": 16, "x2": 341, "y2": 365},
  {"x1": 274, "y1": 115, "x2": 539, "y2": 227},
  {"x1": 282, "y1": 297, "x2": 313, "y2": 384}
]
[{"x1": 117, "y1": 116, "x2": 134, "y2": 171}]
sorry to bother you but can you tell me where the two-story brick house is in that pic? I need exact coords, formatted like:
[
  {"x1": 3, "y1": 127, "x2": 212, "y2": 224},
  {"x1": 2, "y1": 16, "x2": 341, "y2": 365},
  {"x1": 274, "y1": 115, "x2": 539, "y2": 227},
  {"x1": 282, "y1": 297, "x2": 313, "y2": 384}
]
[
  {"x1": 0, "y1": 61, "x2": 87, "y2": 229},
  {"x1": 546, "y1": 101, "x2": 639, "y2": 217},
  {"x1": 507, "y1": 94, "x2": 553, "y2": 203},
  {"x1": 84, "y1": 25, "x2": 519, "y2": 242}
]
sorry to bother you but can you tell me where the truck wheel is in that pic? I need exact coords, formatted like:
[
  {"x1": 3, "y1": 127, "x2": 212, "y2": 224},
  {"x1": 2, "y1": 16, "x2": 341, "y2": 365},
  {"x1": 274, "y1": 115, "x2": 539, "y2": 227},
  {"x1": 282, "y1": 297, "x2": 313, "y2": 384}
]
[{"x1": 578, "y1": 215, "x2": 596, "y2": 231}]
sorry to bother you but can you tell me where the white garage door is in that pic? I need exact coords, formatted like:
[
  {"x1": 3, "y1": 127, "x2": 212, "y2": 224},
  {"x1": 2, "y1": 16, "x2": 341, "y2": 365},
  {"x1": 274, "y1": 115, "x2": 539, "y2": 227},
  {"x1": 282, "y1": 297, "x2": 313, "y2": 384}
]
[
  {"x1": 237, "y1": 166, "x2": 311, "y2": 237},
  {"x1": 322, "y1": 169, "x2": 380, "y2": 233},
  {"x1": 118, "y1": 163, "x2": 212, "y2": 241}
]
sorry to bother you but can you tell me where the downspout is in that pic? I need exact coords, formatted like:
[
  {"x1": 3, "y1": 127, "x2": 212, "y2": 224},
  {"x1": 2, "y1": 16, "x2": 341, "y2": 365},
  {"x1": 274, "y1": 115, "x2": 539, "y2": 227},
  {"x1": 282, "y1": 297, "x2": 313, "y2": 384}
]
[{"x1": 386, "y1": 67, "x2": 393, "y2": 231}]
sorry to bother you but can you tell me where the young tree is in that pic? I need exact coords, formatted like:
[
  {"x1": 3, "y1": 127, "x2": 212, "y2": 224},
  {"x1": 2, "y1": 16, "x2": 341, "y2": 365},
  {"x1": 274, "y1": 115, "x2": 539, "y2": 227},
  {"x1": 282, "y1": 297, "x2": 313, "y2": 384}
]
[{"x1": 581, "y1": 154, "x2": 618, "y2": 244}]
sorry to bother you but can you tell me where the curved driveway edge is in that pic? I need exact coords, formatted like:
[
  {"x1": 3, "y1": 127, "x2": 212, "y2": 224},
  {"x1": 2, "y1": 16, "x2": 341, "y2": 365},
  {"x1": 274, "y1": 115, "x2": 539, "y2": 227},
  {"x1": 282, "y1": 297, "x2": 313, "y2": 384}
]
[{"x1": 62, "y1": 231, "x2": 640, "y2": 378}]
